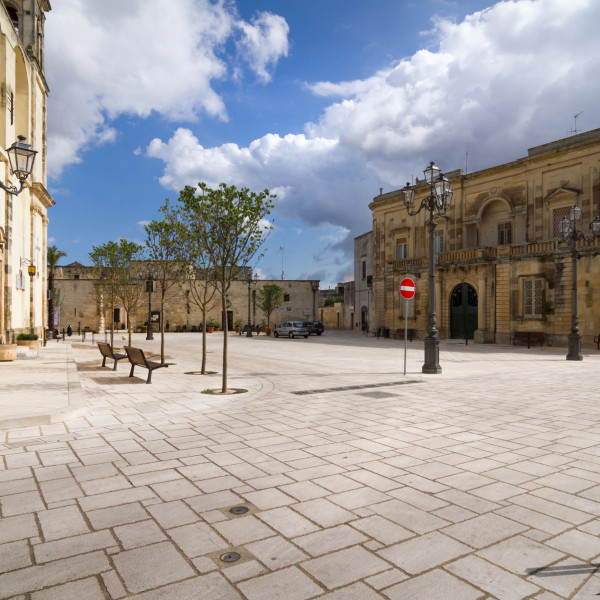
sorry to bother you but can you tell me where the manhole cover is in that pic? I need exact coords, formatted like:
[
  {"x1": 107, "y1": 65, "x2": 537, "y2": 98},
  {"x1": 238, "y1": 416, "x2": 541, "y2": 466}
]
[
  {"x1": 229, "y1": 506, "x2": 249, "y2": 515},
  {"x1": 220, "y1": 552, "x2": 241, "y2": 563}
]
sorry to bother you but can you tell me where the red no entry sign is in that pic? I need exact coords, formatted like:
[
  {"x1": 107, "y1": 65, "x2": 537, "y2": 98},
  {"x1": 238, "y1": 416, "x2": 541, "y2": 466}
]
[{"x1": 399, "y1": 278, "x2": 415, "y2": 299}]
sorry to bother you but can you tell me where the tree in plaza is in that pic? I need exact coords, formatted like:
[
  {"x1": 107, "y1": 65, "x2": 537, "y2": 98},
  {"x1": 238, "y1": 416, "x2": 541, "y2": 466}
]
[
  {"x1": 178, "y1": 182, "x2": 274, "y2": 392},
  {"x1": 175, "y1": 191, "x2": 218, "y2": 375},
  {"x1": 144, "y1": 199, "x2": 187, "y2": 365},
  {"x1": 89, "y1": 239, "x2": 146, "y2": 347},
  {"x1": 47, "y1": 245, "x2": 67, "y2": 333},
  {"x1": 255, "y1": 283, "x2": 284, "y2": 328}
]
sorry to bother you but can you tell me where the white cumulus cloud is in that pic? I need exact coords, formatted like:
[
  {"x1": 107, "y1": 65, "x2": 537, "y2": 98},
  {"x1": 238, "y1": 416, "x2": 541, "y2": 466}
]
[
  {"x1": 147, "y1": 0, "x2": 600, "y2": 255},
  {"x1": 236, "y1": 12, "x2": 289, "y2": 83},
  {"x1": 45, "y1": 0, "x2": 289, "y2": 176}
]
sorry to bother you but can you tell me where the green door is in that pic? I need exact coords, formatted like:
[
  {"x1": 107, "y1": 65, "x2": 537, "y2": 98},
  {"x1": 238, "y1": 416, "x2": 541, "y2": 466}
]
[{"x1": 450, "y1": 283, "x2": 478, "y2": 339}]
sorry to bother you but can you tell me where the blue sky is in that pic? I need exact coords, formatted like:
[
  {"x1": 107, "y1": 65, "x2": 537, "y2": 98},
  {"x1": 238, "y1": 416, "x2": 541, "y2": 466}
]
[{"x1": 44, "y1": 0, "x2": 600, "y2": 287}]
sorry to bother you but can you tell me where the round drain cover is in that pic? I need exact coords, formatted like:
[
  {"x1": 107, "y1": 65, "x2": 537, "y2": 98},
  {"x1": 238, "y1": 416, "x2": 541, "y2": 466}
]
[
  {"x1": 220, "y1": 552, "x2": 241, "y2": 563},
  {"x1": 229, "y1": 506, "x2": 249, "y2": 515}
]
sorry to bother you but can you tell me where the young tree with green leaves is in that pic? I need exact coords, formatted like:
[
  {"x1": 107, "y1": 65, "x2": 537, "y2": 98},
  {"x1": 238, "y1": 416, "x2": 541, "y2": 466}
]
[
  {"x1": 145, "y1": 199, "x2": 187, "y2": 365},
  {"x1": 175, "y1": 193, "x2": 218, "y2": 375},
  {"x1": 178, "y1": 182, "x2": 274, "y2": 392},
  {"x1": 47, "y1": 245, "x2": 67, "y2": 333},
  {"x1": 89, "y1": 238, "x2": 146, "y2": 347},
  {"x1": 256, "y1": 283, "x2": 284, "y2": 328}
]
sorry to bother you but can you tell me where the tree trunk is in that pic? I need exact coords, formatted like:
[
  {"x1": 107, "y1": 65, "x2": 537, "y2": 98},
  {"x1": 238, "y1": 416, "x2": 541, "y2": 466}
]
[
  {"x1": 160, "y1": 287, "x2": 166, "y2": 365},
  {"x1": 110, "y1": 299, "x2": 114, "y2": 348},
  {"x1": 221, "y1": 291, "x2": 228, "y2": 392},
  {"x1": 47, "y1": 269, "x2": 54, "y2": 331},
  {"x1": 201, "y1": 304, "x2": 207, "y2": 374}
]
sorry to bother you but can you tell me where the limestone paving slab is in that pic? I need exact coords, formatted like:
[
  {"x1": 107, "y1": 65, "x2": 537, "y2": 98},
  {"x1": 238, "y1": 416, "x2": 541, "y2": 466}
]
[{"x1": 3, "y1": 334, "x2": 600, "y2": 598}]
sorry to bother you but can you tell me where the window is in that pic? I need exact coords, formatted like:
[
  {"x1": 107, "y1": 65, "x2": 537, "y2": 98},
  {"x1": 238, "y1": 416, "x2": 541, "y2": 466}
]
[
  {"x1": 553, "y1": 207, "x2": 571, "y2": 237},
  {"x1": 523, "y1": 278, "x2": 544, "y2": 318},
  {"x1": 284, "y1": 293, "x2": 290, "y2": 302},
  {"x1": 434, "y1": 231, "x2": 444, "y2": 253},
  {"x1": 361, "y1": 259, "x2": 366, "y2": 279},
  {"x1": 498, "y1": 222, "x2": 511, "y2": 245},
  {"x1": 6, "y1": 5, "x2": 18, "y2": 31},
  {"x1": 396, "y1": 238, "x2": 407, "y2": 260}
]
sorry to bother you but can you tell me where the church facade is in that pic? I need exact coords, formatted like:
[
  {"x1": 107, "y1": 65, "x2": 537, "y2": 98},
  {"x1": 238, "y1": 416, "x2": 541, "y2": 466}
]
[
  {"x1": 0, "y1": 0, "x2": 53, "y2": 343},
  {"x1": 369, "y1": 129, "x2": 600, "y2": 347}
]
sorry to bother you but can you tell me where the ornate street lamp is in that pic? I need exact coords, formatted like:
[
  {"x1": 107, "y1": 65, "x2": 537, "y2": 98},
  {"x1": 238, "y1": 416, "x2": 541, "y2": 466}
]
[
  {"x1": 557, "y1": 204, "x2": 600, "y2": 361},
  {"x1": 0, "y1": 136, "x2": 37, "y2": 195},
  {"x1": 402, "y1": 162, "x2": 453, "y2": 374},
  {"x1": 146, "y1": 272, "x2": 154, "y2": 340}
]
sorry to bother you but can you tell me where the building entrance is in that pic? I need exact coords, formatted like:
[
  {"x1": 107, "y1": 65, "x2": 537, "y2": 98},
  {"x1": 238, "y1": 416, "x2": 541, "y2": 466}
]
[{"x1": 450, "y1": 283, "x2": 478, "y2": 340}]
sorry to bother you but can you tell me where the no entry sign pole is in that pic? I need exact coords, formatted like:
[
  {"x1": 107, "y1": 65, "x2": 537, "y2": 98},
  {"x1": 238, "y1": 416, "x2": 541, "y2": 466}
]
[{"x1": 400, "y1": 278, "x2": 416, "y2": 375}]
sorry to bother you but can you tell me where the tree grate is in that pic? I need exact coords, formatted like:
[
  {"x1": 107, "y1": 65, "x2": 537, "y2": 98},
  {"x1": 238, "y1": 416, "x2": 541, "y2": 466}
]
[{"x1": 292, "y1": 380, "x2": 421, "y2": 395}]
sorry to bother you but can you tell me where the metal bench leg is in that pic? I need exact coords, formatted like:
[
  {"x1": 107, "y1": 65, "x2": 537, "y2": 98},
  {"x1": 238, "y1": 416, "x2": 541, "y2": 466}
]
[
  {"x1": 102, "y1": 356, "x2": 106, "y2": 367},
  {"x1": 129, "y1": 364, "x2": 135, "y2": 378},
  {"x1": 113, "y1": 359, "x2": 119, "y2": 371},
  {"x1": 146, "y1": 369, "x2": 152, "y2": 384}
]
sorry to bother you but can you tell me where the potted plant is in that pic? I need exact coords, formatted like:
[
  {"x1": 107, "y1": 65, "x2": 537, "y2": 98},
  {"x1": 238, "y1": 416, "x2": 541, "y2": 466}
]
[
  {"x1": 234, "y1": 319, "x2": 243, "y2": 333},
  {"x1": 16, "y1": 333, "x2": 40, "y2": 350},
  {"x1": 207, "y1": 319, "x2": 217, "y2": 333},
  {"x1": 0, "y1": 334, "x2": 17, "y2": 361}
]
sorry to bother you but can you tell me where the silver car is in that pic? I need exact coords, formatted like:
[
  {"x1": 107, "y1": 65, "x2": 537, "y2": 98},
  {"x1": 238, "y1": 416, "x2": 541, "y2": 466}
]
[{"x1": 273, "y1": 321, "x2": 309, "y2": 338}]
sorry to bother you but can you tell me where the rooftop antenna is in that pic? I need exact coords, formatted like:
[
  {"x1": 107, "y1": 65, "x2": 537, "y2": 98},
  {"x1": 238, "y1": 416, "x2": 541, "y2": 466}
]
[
  {"x1": 279, "y1": 246, "x2": 284, "y2": 280},
  {"x1": 570, "y1": 111, "x2": 583, "y2": 135},
  {"x1": 465, "y1": 151, "x2": 469, "y2": 175}
]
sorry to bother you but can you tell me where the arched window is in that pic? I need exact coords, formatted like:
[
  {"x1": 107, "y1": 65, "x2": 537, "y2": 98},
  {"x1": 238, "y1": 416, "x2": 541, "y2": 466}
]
[{"x1": 6, "y1": 4, "x2": 19, "y2": 32}]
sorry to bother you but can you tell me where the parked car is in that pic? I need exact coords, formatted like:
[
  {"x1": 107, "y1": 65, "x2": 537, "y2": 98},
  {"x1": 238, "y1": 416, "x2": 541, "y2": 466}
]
[
  {"x1": 304, "y1": 320, "x2": 324, "y2": 335},
  {"x1": 273, "y1": 321, "x2": 309, "y2": 338}
]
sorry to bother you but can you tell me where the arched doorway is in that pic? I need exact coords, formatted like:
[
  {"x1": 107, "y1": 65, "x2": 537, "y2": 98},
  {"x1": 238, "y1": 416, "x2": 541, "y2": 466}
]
[{"x1": 450, "y1": 283, "x2": 478, "y2": 340}]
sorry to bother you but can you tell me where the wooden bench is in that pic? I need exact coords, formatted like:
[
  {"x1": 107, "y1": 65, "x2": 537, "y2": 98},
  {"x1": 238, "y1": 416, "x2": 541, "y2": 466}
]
[
  {"x1": 393, "y1": 328, "x2": 414, "y2": 341},
  {"x1": 512, "y1": 331, "x2": 544, "y2": 348},
  {"x1": 97, "y1": 342, "x2": 127, "y2": 371},
  {"x1": 124, "y1": 346, "x2": 166, "y2": 384}
]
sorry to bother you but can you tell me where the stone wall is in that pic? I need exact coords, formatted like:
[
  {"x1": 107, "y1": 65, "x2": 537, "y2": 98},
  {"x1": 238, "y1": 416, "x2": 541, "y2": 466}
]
[{"x1": 54, "y1": 265, "x2": 319, "y2": 334}]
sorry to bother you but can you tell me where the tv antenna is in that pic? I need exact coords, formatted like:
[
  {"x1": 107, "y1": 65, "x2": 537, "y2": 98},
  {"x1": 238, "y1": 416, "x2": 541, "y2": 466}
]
[{"x1": 570, "y1": 111, "x2": 583, "y2": 135}]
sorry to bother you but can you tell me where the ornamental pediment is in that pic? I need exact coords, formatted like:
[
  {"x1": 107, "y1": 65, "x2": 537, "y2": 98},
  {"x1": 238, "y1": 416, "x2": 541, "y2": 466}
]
[{"x1": 543, "y1": 187, "x2": 579, "y2": 204}]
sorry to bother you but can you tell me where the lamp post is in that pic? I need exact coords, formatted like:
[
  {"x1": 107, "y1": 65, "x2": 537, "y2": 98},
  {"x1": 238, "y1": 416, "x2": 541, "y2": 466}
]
[
  {"x1": 246, "y1": 271, "x2": 256, "y2": 337},
  {"x1": 146, "y1": 272, "x2": 154, "y2": 340},
  {"x1": 557, "y1": 204, "x2": 600, "y2": 361},
  {"x1": 402, "y1": 162, "x2": 453, "y2": 374}
]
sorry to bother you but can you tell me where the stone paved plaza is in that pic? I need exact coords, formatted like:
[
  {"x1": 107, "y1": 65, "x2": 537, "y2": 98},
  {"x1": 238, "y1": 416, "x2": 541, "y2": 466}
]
[{"x1": 1, "y1": 331, "x2": 600, "y2": 599}]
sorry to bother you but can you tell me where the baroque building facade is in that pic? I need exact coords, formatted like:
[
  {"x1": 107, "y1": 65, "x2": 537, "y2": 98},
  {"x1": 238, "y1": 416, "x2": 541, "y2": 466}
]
[
  {"x1": 369, "y1": 129, "x2": 600, "y2": 346},
  {"x1": 53, "y1": 262, "x2": 320, "y2": 334},
  {"x1": 0, "y1": 0, "x2": 53, "y2": 343}
]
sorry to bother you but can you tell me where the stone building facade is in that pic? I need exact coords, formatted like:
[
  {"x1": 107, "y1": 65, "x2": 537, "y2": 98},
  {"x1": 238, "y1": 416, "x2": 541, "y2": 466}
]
[
  {"x1": 369, "y1": 129, "x2": 600, "y2": 346},
  {"x1": 0, "y1": 0, "x2": 53, "y2": 343},
  {"x1": 354, "y1": 231, "x2": 373, "y2": 332},
  {"x1": 53, "y1": 263, "x2": 320, "y2": 333}
]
